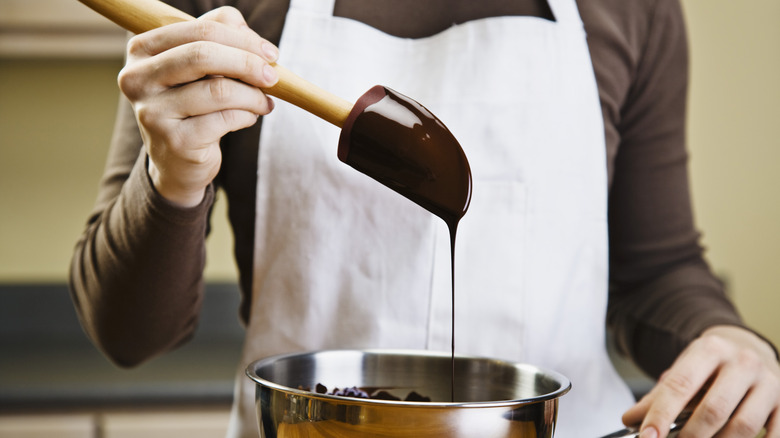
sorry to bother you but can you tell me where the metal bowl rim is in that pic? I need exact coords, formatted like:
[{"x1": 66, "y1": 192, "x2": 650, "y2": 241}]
[{"x1": 245, "y1": 348, "x2": 572, "y2": 408}]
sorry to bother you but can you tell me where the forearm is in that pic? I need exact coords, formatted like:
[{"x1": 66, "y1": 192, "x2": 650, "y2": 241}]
[
  {"x1": 69, "y1": 100, "x2": 214, "y2": 367},
  {"x1": 608, "y1": 260, "x2": 746, "y2": 378}
]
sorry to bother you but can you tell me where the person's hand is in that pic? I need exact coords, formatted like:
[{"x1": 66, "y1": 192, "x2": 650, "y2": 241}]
[
  {"x1": 623, "y1": 325, "x2": 780, "y2": 438},
  {"x1": 118, "y1": 7, "x2": 279, "y2": 207}
]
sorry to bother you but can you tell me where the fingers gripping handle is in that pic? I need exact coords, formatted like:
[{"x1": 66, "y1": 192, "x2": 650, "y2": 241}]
[
  {"x1": 597, "y1": 411, "x2": 690, "y2": 438},
  {"x1": 77, "y1": 0, "x2": 353, "y2": 127}
]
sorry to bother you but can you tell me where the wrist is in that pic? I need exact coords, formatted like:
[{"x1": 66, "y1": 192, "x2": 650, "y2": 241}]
[
  {"x1": 147, "y1": 158, "x2": 207, "y2": 208},
  {"x1": 701, "y1": 325, "x2": 779, "y2": 363}
]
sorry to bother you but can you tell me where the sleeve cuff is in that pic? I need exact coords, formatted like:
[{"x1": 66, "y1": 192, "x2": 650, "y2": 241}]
[{"x1": 130, "y1": 152, "x2": 216, "y2": 226}]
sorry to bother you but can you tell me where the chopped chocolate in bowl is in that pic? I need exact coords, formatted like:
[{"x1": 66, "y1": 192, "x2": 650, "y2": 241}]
[
  {"x1": 247, "y1": 349, "x2": 570, "y2": 438},
  {"x1": 301, "y1": 383, "x2": 432, "y2": 402}
]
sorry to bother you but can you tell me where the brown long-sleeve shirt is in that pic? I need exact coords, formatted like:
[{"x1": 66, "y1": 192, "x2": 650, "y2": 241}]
[{"x1": 70, "y1": 0, "x2": 753, "y2": 380}]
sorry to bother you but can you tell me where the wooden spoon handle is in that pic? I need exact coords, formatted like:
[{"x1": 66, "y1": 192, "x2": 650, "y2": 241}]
[{"x1": 77, "y1": 0, "x2": 353, "y2": 127}]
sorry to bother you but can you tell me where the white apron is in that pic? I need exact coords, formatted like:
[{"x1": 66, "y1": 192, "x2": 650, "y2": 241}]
[{"x1": 228, "y1": 0, "x2": 636, "y2": 436}]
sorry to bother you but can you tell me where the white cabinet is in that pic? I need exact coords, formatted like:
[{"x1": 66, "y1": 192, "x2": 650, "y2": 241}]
[
  {"x1": 0, "y1": 409, "x2": 231, "y2": 438},
  {"x1": 0, "y1": 414, "x2": 95, "y2": 438},
  {"x1": 102, "y1": 410, "x2": 231, "y2": 438}
]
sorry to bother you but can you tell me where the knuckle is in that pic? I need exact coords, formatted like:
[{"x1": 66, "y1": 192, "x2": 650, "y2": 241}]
[
  {"x1": 194, "y1": 20, "x2": 219, "y2": 43},
  {"x1": 698, "y1": 395, "x2": 731, "y2": 424},
  {"x1": 244, "y1": 52, "x2": 257, "y2": 76},
  {"x1": 135, "y1": 106, "x2": 173, "y2": 147},
  {"x1": 212, "y1": 6, "x2": 242, "y2": 22},
  {"x1": 116, "y1": 66, "x2": 150, "y2": 101},
  {"x1": 735, "y1": 348, "x2": 761, "y2": 371},
  {"x1": 219, "y1": 109, "x2": 240, "y2": 128},
  {"x1": 125, "y1": 34, "x2": 148, "y2": 57},
  {"x1": 698, "y1": 334, "x2": 730, "y2": 355},
  {"x1": 116, "y1": 68, "x2": 135, "y2": 96},
  {"x1": 726, "y1": 414, "x2": 762, "y2": 438},
  {"x1": 190, "y1": 42, "x2": 213, "y2": 66},
  {"x1": 219, "y1": 110, "x2": 255, "y2": 132},
  {"x1": 208, "y1": 78, "x2": 232, "y2": 103},
  {"x1": 134, "y1": 104, "x2": 157, "y2": 127},
  {"x1": 661, "y1": 372, "x2": 697, "y2": 398},
  {"x1": 117, "y1": 62, "x2": 152, "y2": 100}
]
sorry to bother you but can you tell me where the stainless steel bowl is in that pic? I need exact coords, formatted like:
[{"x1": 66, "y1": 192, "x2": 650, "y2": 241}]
[{"x1": 246, "y1": 349, "x2": 571, "y2": 437}]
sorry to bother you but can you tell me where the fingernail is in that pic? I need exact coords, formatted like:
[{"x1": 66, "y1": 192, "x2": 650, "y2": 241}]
[
  {"x1": 263, "y1": 64, "x2": 278, "y2": 84},
  {"x1": 262, "y1": 42, "x2": 279, "y2": 62},
  {"x1": 639, "y1": 427, "x2": 658, "y2": 438}
]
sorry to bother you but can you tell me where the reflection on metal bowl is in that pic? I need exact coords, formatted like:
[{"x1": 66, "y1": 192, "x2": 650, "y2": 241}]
[{"x1": 246, "y1": 349, "x2": 571, "y2": 438}]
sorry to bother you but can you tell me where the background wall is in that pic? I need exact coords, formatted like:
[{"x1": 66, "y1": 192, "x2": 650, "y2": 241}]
[
  {"x1": 682, "y1": 0, "x2": 780, "y2": 347},
  {"x1": 1, "y1": 1, "x2": 778, "y2": 345},
  {"x1": 0, "y1": 59, "x2": 237, "y2": 282},
  {"x1": 0, "y1": 0, "x2": 238, "y2": 283}
]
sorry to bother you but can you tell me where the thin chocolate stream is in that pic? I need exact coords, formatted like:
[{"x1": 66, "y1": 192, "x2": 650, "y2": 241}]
[{"x1": 449, "y1": 222, "x2": 458, "y2": 402}]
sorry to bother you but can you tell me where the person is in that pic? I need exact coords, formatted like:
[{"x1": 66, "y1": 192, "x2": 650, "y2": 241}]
[{"x1": 69, "y1": 0, "x2": 780, "y2": 437}]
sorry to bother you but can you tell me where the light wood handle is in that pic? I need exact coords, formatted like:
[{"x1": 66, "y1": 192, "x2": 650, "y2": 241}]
[{"x1": 77, "y1": 0, "x2": 353, "y2": 127}]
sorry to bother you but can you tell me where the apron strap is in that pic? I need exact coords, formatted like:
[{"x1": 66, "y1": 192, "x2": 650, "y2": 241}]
[
  {"x1": 548, "y1": 0, "x2": 584, "y2": 28},
  {"x1": 291, "y1": 0, "x2": 582, "y2": 27},
  {"x1": 288, "y1": 0, "x2": 336, "y2": 15}
]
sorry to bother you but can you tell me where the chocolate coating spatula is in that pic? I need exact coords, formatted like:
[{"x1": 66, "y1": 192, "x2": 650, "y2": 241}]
[{"x1": 77, "y1": 0, "x2": 472, "y2": 223}]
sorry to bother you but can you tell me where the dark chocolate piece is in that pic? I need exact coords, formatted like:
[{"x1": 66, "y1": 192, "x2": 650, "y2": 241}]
[{"x1": 303, "y1": 384, "x2": 432, "y2": 402}]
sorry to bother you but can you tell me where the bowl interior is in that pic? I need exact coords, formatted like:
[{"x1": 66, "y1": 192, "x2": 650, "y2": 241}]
[{"x1": 247, "y1": 349, "x2": 570, "y2": 404}]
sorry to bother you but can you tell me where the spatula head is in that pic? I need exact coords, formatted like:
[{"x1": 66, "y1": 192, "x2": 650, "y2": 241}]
[{"x1": 338, "y1": 86, "x2": 472, "y2": 224}]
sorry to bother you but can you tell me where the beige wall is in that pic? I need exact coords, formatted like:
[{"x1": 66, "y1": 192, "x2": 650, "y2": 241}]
[
  {"x1": 0, "y1": 58, "x2": 238, "y2": 283},
  {"x1": 1, "y1": 2, "x2": 778, "y2": 345},
  {"x1": 681, "y1": 0, "x2": 780, "y2": 347},
  {"x1": 1, "y1": 59, "x2": 122, "y2": 281},
  {"x1": 683, "y1": 0, "x2": 780, "y2": 344}
]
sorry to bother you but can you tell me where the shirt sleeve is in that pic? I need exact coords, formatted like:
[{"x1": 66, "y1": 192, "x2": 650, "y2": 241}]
[
  {"x1": 604, "y1": 0, "x2": 760, "y2": 378},
  {"x1": 69, "y1": 70, "x2": 213, "y2": 367},
  {"x1": 67, "y1": 0, "x2": 294, "y2": 367}
]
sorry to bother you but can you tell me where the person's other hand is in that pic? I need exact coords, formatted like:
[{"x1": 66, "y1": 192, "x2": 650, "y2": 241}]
[
  {"x1": 118, "y1": 6, "x2": 278, "y2": 207},
  {"x1": 623, "y1": 325, "x2": 780, "y2": 438}
]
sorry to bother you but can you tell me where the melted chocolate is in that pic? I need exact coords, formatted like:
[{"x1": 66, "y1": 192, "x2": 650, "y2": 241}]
[
  {"x1": 338, "y1": 86, "x2": 472, "y2": 401},
  {"x1": 338, "y1": 86, "x2": 471, "y2": 225}
]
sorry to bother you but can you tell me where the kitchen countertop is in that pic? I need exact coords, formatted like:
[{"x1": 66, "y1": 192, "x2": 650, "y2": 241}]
[
  {"x1": 0, "y1": 283, "x2": 654, "y2": 413},
  {"x1": 0, "y1": 283, "x2": 244, "y2": 412}
]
